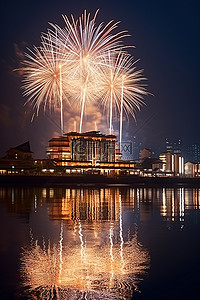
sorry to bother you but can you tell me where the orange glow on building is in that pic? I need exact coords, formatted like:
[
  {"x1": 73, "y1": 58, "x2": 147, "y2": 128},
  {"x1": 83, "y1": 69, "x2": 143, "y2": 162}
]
[{"x1": 46, "y1": 131, "x2": 137, "y2": 175}]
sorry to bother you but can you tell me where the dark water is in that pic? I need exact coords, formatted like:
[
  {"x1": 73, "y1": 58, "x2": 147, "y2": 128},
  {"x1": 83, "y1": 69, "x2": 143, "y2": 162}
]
[{"x1": 0, "y1": 186, "x2": 200, "y2": 299}]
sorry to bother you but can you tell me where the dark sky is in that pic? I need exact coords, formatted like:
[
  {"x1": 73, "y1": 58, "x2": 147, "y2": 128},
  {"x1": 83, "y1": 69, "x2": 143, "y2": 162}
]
[{"x1": 0, "y1": 0, "x2": 199, "y2": 158}]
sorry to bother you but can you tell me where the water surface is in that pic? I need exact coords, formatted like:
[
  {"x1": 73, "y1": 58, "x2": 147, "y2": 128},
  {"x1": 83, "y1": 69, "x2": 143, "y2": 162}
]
[{"x1": 0, "y1": 186, "x2": 199, "y2": 299}]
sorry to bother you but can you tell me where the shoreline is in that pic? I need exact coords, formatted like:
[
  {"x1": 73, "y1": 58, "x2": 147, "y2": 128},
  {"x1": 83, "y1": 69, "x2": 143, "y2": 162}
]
[{"x1": 1, "y1": 174, "x2": 200, "y2": 187}]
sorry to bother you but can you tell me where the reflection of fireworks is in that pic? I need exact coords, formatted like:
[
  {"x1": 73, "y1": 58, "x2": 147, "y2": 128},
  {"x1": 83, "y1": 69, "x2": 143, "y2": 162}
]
[{"x1": 20, "y1": 231, "x2": 149, "y2": 299}]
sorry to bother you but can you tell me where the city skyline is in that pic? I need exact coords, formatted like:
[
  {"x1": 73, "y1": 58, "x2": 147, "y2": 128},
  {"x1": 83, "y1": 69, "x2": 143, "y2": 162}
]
[{"x1": 0, "y1": 0, "x2": 199, "y2": 158}]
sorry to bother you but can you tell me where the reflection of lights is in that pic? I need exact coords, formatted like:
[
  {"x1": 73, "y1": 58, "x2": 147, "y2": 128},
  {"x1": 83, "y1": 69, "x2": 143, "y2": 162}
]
[
  {"x1": 109, "y1": 223, "x2": 114, "y2": 288},
  {"x1": 18, "y1": 187, "x2": 152, "y2": 298},
  {"x1": 172, "y1": 190, "x2": 175, "y2": 222},
  {"x1": 49, "y1": 188, "x2": 54, "y2": 198},
  {"x1": 65, "y1": 189, "x2": 70, "y2": 198},
  {"x1": 34, "y1": 195, "x2": 37, "y2": 212},
  {"x1": 59, "y1": 221, "x2": 63, "y2": 283},
  {"x1": 179, "y1": 188, "x2": 185, "y2": 222},
  {"x1": 21, "y1": 189, "x2": 149, "y2": 299},
  {"x1": 162, "y1": 188, "x2": 167, "y2": 217},
  {"x1": 196, "y1": 189, "x2": 200, "y2": 209},
  {"x1": 136, "y1": 188, "x2": 140, "y2": 208},
  {"x1": 79, "y1": 220, "x2": 84, "y2": 261},
  {"x1": 42, "y1": 188, "x2": 47, "y2": 198},
  {"x1": 119, "y1": 194, "x2": 125, "y2": 274},
  {"x1": 11, "y1": 188, "x2": 14, "y2": 205}
]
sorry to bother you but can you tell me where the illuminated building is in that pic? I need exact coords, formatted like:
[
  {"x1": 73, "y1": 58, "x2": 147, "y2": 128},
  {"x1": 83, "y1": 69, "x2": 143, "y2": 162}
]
[
  {"x1": 185, "y1": 162, "x2": 195, "y2": 177},
  {"x1": 185, "y1": 162, "x2": 200, "y2": 177},
  {"x1": 46, "y1": 131, "x2": 137, "y2": 175},
  {"x1": 47, "y1": 131, "x2": 116, "y2": 162},
  {"x1": 159, "y1": 152, "x2": 184, "y2": 175}
]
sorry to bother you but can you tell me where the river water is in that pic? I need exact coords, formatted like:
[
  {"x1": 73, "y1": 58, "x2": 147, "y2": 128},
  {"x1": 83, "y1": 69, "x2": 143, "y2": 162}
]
[{"x1": 0, "y1": 186, "x2": 199, "y2": 299}]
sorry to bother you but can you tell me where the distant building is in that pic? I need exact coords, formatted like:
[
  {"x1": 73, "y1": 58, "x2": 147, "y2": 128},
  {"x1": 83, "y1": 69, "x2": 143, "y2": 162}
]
[
  {"x1": 132, "y1": 136, "x2": 140, "y2": 160},
  {"x1": 152, "y1": 159, "x2": 164, "y2": 171},
  {"x1": 120, "y1": 140, "x2": 133, "y2": 160},
  {"x1": 185, "y1": 161, "x2": 200, "y2": 177},
  {"x1": 159, "y1": 152, "x2": 184, "y2": 175},
  {"x1": 165, "y1": 138, "x2": 182, "y2": 155},
  {"x1": 140, "y1": 148, "x2": 152, "y2": 162},
  {"x1": 186, "y1": 144, "x2": 200, "y2": 163},
  {"x1": 0, "y1": 141, "x2": 33, "y2": 174},
  {"x1": 185, "y1": 162, "x2": 195, "y2": 177},
  {"x1": 4, "y1": 141, "x2": 33, "y2": 160}
]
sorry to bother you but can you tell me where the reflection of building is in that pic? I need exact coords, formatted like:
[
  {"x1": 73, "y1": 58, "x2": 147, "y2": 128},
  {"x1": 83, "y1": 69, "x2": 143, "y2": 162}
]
[
  {"x1": 1, "y1": 187, "x2": 200, "y2": 226},
  {"x1": 160, "y1": 188, "x2": 185, "y2": 222},
  {"x1": 46, "y1": 131, "x2": 137, "y2": 175},
  {"x1": 48, "y1": 188, "x2": 120, "y2": 222}
]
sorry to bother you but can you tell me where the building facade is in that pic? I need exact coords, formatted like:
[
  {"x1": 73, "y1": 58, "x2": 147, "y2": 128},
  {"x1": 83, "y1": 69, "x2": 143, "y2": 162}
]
[
  {"x1": 47, "y1": 131, "x2": 116, "y2": 163},
  {"x1": 46, "y1": 131, "x2": 136, "y2": 175},
  {"x1": 0, "y1": 141, "x2": 34, "y2": 174},
  {"x1": 159, "y1": 152, "x2": 184, "y2": 175}
]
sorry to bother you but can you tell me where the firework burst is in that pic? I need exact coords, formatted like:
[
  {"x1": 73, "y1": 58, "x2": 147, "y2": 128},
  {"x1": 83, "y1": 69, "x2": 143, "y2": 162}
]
[
  {"x1": 20, "y1": 9, "x2": 147, "y2": 137},
  {"x1": 21, "y1": 30, "x2": 71, "y2": 134},
  {"x1": 98, "y1": 52, "x2": 147, "y2": 145},
  {"x1": 48, "y1": 9, "x2": 130, "y2": 132}
]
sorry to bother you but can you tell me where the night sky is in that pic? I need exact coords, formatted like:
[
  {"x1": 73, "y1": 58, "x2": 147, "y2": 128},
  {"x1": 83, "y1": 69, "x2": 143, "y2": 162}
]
[{"x1": 0, "y1": 0, "x2": 199, "y2": 158}]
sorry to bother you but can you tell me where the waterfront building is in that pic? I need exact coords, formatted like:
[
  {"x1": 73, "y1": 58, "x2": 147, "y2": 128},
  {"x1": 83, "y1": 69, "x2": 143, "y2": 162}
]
[
  {"x1": 185, "y1": 162, "x2": 200, "y2": 177},
  {"x1": 4, "y1": 141, "x2": 33, "y2": 160},
  {"x1": 46, "y1": 131, "x2": 137, "y2": 175},
  {"x1": 159, "y1": 152, "x2": 184, "y2": 175},
  {"x1": 185, "y1": 162, "x2": 195, "y2": 177},
  {"x1": 0, "y1": 141, "x2": 34, "y2": 174}
]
